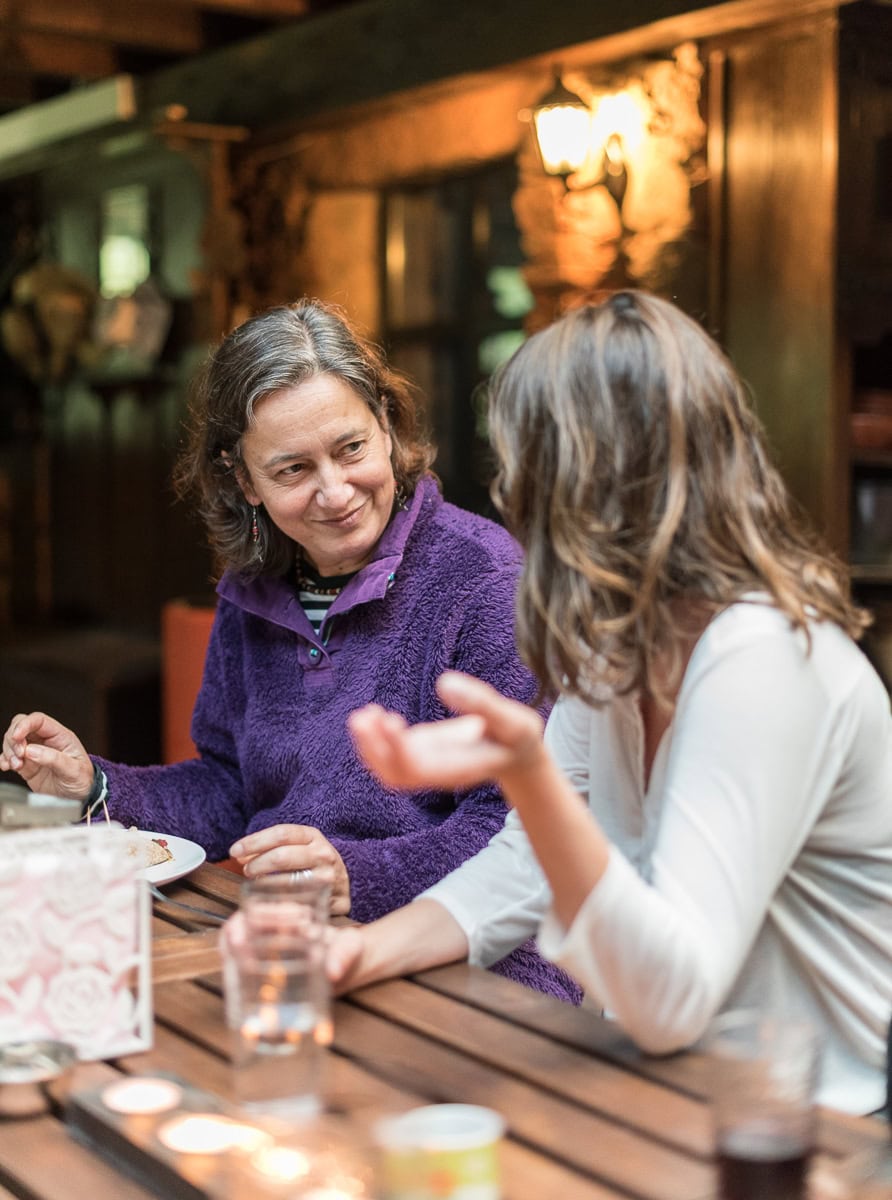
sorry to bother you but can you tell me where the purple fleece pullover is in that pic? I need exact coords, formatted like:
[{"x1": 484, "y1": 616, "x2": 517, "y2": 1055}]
[{"x1": 98, "y1": 477, "x2": 582, "y2": 1004}]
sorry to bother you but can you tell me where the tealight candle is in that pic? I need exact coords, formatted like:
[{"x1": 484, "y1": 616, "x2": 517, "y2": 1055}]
[
  {"x1": 302, "y1": 1189, "x2": 363, "y2": 1200},
  {"x1": 157, "y1": 1113, "x2": 270, "y2": 1156},
  {"x1": 101, "y1": 1077, "x2": 184, "y2": 1116},
  {"x1": 249, "y1": 1143, "x2": 312, "y2": 1183}
]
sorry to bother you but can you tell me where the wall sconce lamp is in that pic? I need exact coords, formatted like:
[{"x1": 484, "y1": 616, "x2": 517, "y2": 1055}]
[
  {"x1": 529, "y1": 75, "x2": 593, "y2": 181},
  {"x1": 518, "y1": 47, "x2": 706, "y2": 315},
  {"x1": 528, "y1": 73, "x2": 650, "y2": 216}
]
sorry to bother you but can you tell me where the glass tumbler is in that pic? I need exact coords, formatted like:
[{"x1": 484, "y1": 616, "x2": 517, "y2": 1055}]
[
  {"x1": 705, "y1": 1009, "x2": 822, "y2": 1200},
  {"x1": 223, "y1": 872, "x2": 332, "y2": 1122}
]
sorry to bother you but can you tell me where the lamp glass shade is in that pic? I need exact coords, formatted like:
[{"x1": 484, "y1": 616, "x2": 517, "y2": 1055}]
[{"x1": 531, "y1": 79, "x2": 592, "y2": 177}]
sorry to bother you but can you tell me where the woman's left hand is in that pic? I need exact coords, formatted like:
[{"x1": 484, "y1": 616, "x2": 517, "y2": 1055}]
[{"x1": 229, "y1": 824, "x2": 352, "y2": 916}]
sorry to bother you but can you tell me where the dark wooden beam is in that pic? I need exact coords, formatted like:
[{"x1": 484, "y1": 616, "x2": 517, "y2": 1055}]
[
  {"x1": 0, "y1": 73, "x2": 35, "y2": 103},
  {"x1": 17, "y1": 0, "x2": 204, "y2": 55},
  {"x1": 2, "y1": 31, "x2": 118, "y2": 80},
  {"x1": 0, "y1": 0, "x2": 862, "y2": 181},
  {"x1": 168, "y1": 0, "x2": 311, "y2": 14},
  {"x1": 135, "y1": 0, "x2": 860, "y2": 130},
  {"x1": 0, "y1": 73, "x2": 36, "y2": 116}
]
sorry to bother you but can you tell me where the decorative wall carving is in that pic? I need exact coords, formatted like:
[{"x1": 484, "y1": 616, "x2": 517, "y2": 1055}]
[
  {"x1": 232, "y1": 156, "x2": 315, "y2": 318},
  {"x1": 514, "y1": 42, "x2": 707, "y2": 330}
]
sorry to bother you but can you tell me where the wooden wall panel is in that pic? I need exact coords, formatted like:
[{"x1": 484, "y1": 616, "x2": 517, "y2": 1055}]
[{"x1": 719, "y1": 16, "x2": 844, "y2": 550}]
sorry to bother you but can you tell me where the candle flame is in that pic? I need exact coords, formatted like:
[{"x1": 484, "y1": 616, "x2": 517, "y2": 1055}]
[
  {"x1": 157, "y1": 1113, "x2": 271, "y2": 1156},
  {"x1": 101, "y1": 1077, "x2": 183, "y2": 1115}
]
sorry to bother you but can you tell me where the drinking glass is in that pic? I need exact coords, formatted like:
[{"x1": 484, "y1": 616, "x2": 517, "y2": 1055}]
[
  {"x1": 223, "y1": 872, "x2": 332, "y2": 1122},
  {"x1": 705, "y1": 1009, "x2": 822, "y2": 1200}
]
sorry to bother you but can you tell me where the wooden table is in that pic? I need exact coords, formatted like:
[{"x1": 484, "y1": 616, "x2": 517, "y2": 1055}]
[{"x1": 0, "y1": 863, "x2": 885, "y2": 1199}]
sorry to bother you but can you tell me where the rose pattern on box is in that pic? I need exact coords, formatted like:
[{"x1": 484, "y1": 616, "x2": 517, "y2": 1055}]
[{"x1": 0, "y1": 823, "x2": 152, "y2": 1059}]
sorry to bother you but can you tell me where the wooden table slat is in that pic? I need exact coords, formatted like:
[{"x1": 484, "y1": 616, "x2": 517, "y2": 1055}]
[
  {"x1": 0, "y1": 1097, "x2": 155, "y2": 1199},
  {"x1": 151, "y1": 972, "x2": 713, "y2": 1199},
  {"x1": 185, "y1": 864, "x2": 243, "y2": 906},
  {"x1": 149, "y1": 982, "x2": 623, "y2": 1200},
  {"x1": 116, "y1": 1023, "x2": 235, "y2": 1102},
  {"x1": 417, "y1": 962, "x2": 709, "y2": 1094},
  {"x1": 416, "y1": 964, "x2": 889, "y2": 1160},
  {"x1": 152, "y1": 932, "x2": 222, "y2": 983},
  {"x1": 350, "y1": 976, "x2": 712, "y2": 1157},
  {"x1": 153, "y1": 979, "x2": 230, "y2": 1058},
  {"x1": 332, "y1": 997, "x2": 714, "y2": 1200}
]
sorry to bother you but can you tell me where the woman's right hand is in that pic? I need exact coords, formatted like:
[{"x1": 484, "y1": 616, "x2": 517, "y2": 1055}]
[
  {"x1": 347, "y1": 670, "x2": 546, "y2": 792},
  {"x1": 0, "y1": 711, "x2": 95, "y2": 799},
  {"x1": 219, "y1": 911, "x2": 366, "y2": 994},
  {"x1": 325, "y1": 925, "x2": 369, "y2": 993},
  {"x1": 326, "y1": 900, "x2": 470, "y2": 994}
]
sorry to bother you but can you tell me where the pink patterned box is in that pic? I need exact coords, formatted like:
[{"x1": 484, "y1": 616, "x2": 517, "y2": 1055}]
[{"x1": 0, "y1": 823, "x2": 152, "y2": 1059}]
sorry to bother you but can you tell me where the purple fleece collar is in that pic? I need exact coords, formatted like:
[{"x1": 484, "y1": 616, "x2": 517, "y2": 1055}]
[{"x1": 216, "y1": 474, "x2": 435, "y2": 632}]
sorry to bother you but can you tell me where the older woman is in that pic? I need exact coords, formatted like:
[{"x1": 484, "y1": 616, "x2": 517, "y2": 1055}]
[
  {"x1": 335, "y1": 291, "x2": 892, "y2": 1114},
  {"x1": 0, "y1": 298, "x2": 579, "y2": 1003}
]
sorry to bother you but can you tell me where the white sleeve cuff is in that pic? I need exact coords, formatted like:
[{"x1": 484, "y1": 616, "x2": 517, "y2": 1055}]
[
  {"x1": 419, "y1": 814, "x2": 553, "y2": 968},
  {"x1": 537, "y1": 846, "x2": 637, "y2": 991}
]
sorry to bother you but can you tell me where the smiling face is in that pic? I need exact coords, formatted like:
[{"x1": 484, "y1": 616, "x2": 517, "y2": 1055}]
[{"x1": 238, "y1": 374, "x2": 396, "y2": 576}]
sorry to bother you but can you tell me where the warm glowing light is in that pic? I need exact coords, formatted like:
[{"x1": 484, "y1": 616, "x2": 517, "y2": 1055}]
[
  {"x1": 157, "y1": 1113, "x2": 271, "y2": 1155},
  {"x1": 302, "y1": 1190, "x2": 360, "y2": 1200},
  {"x1": 530, "y1": 78, "x2": 653, "y2": 188},
  {"x1": 591, "y1": 89, "x2": 649, "y2": 154},
  {"x1": 249, "y1": 1144, "x2": 312, "y2": 1183},
  {"x1": 533, "y1": 102, "x2": 592, "y2": 176},
  {"x1": 101, "y1": 1077, "x2": 183, "y2": 1115}
]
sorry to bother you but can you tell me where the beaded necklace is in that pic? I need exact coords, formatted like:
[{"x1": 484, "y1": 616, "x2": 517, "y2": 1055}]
[
  {"x1": 296, "y1": 571, "x2": 343, "y2": 596},
  {"x1": 295, "y1": 556, "x2": 357, "y2": 636},
  {"x1": 294, "y1": 556, "x2": 356, "y2": 596}
]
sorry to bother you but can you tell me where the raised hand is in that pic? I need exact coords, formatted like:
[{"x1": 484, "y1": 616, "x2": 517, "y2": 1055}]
[
  {"x1": 0, "y1": 711, "x2": 94, "y2": 799},
  {"x1": 347, "y1": 670, "x2": 546, "y2": 792}
]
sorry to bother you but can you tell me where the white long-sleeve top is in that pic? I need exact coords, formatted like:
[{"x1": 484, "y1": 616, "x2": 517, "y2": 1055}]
[{"x1": 422, "y1": 602, "x2": 892, "y2": 1113}]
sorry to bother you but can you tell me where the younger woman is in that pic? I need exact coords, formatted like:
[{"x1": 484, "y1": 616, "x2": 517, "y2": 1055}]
[{"x1": 336, "y1": 290, "x2": 892, "y2": 1115}]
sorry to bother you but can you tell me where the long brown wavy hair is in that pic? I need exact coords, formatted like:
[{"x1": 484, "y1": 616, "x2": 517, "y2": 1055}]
[
  {"x1": 175, "y1": 298, "x2": 436, "y2": 578},
  {"x1": 487, "y1": 290, "x2": 868, "y2": 707}
]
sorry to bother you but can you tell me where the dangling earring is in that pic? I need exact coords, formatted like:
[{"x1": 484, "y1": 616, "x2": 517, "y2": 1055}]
[
  {"x1": 250, "y1": 505, "x2": 264, "y2": 563},
  {"x1": 394, "y1": 483, "x2": 408, "y2": 512}
]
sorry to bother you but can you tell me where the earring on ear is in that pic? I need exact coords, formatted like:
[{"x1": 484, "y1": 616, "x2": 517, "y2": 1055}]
[
  {"x1": 394, "y1": 483, "x2": 408, "y2": 512},
  {"x1": 249, "y1": 505, "x2": 265, "y2": 565}
]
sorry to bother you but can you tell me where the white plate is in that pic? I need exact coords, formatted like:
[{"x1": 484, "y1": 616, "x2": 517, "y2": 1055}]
[{"x1": 140, "y1": 832, "x2": 207, "y2": 886}]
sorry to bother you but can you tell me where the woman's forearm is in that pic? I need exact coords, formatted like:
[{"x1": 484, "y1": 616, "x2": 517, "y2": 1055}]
[
  {"x1": 498, "y1": 748, "x2": 610, "y2": 932},
  {"x1": 339, "y1": 898, "x2": 470, "y2": 991}
]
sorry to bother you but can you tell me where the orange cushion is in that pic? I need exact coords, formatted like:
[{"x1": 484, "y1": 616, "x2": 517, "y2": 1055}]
[{"x1": 161, "y1": 598, "x2": 216, "y2": 764}]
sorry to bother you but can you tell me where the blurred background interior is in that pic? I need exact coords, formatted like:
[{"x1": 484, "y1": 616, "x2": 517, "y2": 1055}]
[{"x1": 0, "y1": 0, "x2": 890, "y2": 768}]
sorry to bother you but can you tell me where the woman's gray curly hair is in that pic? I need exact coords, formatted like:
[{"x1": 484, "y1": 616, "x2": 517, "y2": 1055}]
[{"x1": 175, "y1": 298, "x2": 436, "y2": 578}]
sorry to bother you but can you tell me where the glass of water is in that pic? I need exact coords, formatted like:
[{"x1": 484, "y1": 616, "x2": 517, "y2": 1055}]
[{"x1": 223, "y1": 872, "x2": 333, "y2": 1123}]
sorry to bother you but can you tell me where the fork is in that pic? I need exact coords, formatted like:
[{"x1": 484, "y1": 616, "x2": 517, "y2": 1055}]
[{"x1": 148, "y1": 883, "x2": 228, "y2": 924}]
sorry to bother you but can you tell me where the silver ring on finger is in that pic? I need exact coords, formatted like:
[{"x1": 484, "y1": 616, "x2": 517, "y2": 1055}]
[{"x1": 290, "y1": 868, "x2": 314, "y2": 884}]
